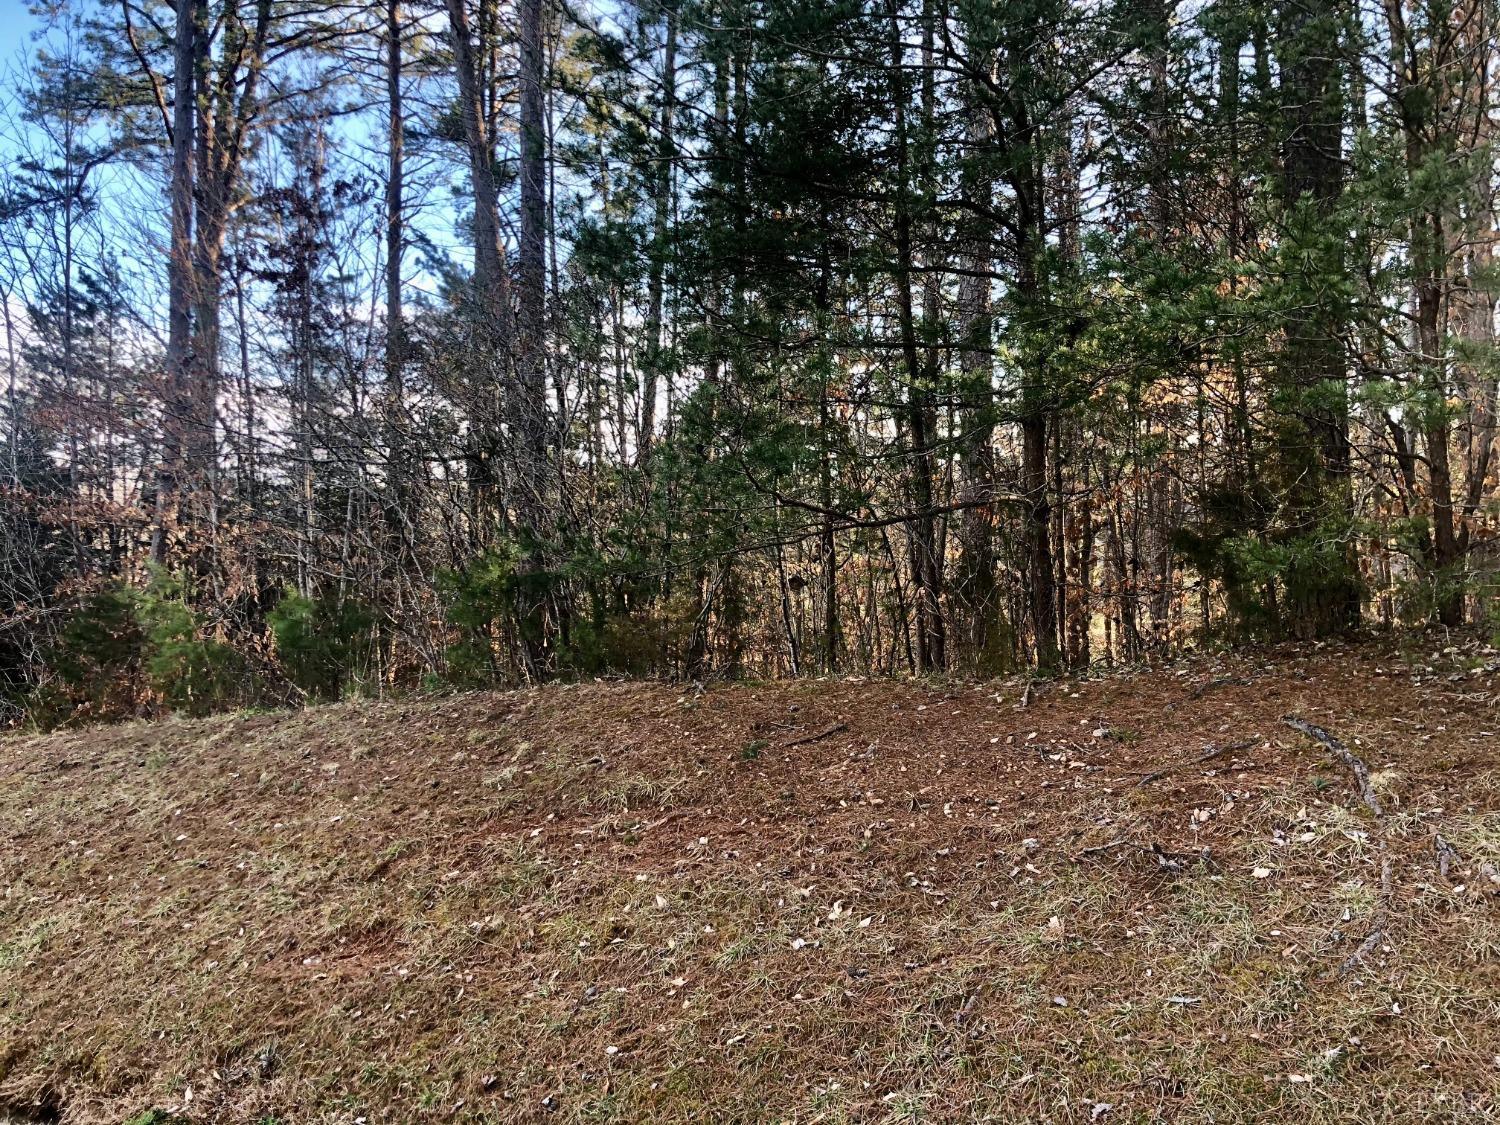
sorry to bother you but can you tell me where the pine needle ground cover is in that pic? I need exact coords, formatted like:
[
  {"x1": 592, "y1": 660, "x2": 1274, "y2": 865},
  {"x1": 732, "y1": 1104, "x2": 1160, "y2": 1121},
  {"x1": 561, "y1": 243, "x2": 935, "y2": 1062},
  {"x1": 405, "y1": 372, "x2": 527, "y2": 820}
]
[{"x1": 1, "y1": 636, "x2": 1497, "y2": 1124}]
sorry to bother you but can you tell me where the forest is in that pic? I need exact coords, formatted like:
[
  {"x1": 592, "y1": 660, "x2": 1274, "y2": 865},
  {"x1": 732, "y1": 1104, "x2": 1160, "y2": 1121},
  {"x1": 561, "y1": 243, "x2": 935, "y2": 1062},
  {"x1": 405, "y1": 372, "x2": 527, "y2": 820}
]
[
  {"x1": 2, "y1": 2, "x2": 1500, "y2": 1118},
  {"x1": 0, "y1": 0, "x2": 1497, "y2": 725}
]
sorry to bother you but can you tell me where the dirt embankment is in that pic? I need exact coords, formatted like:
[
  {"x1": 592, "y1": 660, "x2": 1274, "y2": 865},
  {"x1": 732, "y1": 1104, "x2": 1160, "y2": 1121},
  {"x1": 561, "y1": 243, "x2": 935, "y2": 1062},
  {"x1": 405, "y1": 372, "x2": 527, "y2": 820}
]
[{"x1": 1, "y1": 634, "x2": 1497, "y2": 1123}]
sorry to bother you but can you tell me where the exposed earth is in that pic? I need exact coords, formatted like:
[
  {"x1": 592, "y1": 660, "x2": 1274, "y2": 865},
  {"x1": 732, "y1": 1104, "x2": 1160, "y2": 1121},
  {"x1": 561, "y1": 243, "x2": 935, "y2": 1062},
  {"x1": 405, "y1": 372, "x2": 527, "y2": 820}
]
[{"x1": 1, "y1": 633, "x2": 1498, "y2": 1123}]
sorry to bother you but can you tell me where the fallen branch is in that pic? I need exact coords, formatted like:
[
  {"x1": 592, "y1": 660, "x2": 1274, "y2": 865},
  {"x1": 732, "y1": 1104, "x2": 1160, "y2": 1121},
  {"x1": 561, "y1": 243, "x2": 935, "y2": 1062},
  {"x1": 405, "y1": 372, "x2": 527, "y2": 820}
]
[
  {"x1": 1283, "y1": 716, "x2": 1396, "y2": 978},
  {"x1": 782, "y1": 722, "x2": 847, "y2": 749},
  {"x1": 1333, "y1": 852, "x2": 1392, "y2": 979},
  {"x1": 1282, "y1": 716, "x2": 1384, "y2": 816}
]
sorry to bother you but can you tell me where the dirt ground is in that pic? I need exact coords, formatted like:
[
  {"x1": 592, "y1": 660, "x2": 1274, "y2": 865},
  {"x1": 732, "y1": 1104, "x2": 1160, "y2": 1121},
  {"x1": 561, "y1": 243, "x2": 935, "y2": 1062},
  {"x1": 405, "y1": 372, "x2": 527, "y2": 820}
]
[{"x1": 1, "y1": 632, "x2": 1497, "y2": 1124}]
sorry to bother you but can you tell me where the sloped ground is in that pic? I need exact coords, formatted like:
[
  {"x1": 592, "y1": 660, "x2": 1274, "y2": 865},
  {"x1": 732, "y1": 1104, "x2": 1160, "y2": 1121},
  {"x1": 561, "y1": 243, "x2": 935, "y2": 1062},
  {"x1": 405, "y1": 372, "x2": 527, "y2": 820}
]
[{"x1": 1, "y1": 635, "x2": 1498, "y2": 1125}]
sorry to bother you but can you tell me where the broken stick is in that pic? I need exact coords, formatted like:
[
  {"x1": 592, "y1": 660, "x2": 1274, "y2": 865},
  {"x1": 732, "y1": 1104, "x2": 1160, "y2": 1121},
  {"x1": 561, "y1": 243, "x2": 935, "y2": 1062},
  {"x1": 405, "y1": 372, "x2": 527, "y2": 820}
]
[
  {"x1": 1282, "y1": 716, "x2": 1385, "y2": 817},
  {"x1": 781, "y1": 722, "x2": 848, "y2": 749},
  {"x1": 1333, "y1": 853, "x2": 1392, "y2": 979},
  {"x1": 1434, "y1": 834, "x2": 1460, "y2": 881}
]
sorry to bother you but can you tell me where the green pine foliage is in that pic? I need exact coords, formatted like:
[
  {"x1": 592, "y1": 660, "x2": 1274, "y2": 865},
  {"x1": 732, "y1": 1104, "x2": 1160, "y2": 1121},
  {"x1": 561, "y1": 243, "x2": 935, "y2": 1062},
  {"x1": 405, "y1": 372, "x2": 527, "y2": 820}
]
[{"x1": 268, "y1": 589, "x2": 373, "y2": 702}]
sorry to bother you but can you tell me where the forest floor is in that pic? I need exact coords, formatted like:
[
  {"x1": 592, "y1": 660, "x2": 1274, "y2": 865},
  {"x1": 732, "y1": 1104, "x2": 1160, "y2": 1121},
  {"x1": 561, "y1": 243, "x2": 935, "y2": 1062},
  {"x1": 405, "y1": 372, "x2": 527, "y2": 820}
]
[{"x1": 1, "y1": 634, "x2": 1498, "y2": 1124}]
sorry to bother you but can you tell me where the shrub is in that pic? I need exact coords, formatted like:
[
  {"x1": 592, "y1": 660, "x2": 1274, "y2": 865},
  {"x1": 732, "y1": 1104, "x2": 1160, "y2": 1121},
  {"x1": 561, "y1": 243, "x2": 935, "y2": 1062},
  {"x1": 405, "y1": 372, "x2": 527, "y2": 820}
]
[
  {"x1": 437, "y1": 546, "x2": 520, "y2": 686},
  {"x1": 137, "y1": 572, "x2": 248, "y2": 716},
  {"x1": 39, "y1": 582, "x2": 147, "y2": 723},
  {"x1": 31, "y1": 572, "x2": 251, "y2": 725},
  {"x1": 269, "y1": 587, "x2": 372, "y2": 701}
]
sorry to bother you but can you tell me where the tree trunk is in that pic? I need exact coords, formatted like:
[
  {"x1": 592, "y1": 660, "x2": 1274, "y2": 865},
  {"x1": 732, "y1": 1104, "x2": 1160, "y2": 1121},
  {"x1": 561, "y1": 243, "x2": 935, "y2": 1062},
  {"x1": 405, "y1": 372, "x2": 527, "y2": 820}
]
[
  {"x1": 1275, "y1": 0, "x2": 1359, "y2": 638},
  {"x1": 953, "y1": 37, "x2": 1007, "y2": 674},
  {"x1": 446, "y1": 0, "x2": 507, "y2": 310},
  {"x1": 515, "y1": 0, "x2": 552, "y2": 675},
  {"x1": 638, "y1": 2, "x2": 676, "y2": 465},
  {"x1": 152, "y1": 0, "x2": 197, "y2": 566},
  {"x1": 384, "y1": 0, "x2": 410, "y2": 554},
  {"x1": 884, "y1": 0, "x2": 944, "y2": 672}
]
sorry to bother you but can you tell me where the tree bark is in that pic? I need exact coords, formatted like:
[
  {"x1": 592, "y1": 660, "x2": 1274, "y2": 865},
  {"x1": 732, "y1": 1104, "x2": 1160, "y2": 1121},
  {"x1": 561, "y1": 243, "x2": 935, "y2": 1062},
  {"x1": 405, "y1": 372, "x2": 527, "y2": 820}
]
[
  {"x1": 515, "y1": 0, "x2": 552, "y2": 675},
  {"x1": 638, "y1": 2, "x2": 677, "y2": 465},
  {"x1": 1275, "y1": 0, "x2": 1359, "y2": 637},
  {"x1": 885, "y1": 0, "x2": 944, "y2": 672},
  {"x1": 383, "y1": 0, "x2": 411, "y2": 556},
  {"x1": 152, "y1": 0, "x2": 197, "y2": 566}
]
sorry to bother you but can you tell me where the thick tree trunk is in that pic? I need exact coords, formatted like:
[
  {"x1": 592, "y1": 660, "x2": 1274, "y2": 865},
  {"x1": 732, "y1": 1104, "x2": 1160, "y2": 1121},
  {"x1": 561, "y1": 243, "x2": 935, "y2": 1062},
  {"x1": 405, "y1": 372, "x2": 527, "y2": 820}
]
[
  {"x1": 446, "y1": 0, "x2": 507, "y2": 310},
  {"x1": 1275, "y1": 0, "x2": 1359, "y2": 638},
  {"x1": 447, "y1": 0, "x2": 508, "y2": 549}
]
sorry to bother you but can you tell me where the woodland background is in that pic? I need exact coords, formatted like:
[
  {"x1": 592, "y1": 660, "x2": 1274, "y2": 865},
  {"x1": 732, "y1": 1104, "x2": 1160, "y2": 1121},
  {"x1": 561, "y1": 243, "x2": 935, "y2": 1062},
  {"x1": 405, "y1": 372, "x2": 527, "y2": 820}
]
[{"x1": 0, "y1": 0, "x2": 1497, "y2": 725}]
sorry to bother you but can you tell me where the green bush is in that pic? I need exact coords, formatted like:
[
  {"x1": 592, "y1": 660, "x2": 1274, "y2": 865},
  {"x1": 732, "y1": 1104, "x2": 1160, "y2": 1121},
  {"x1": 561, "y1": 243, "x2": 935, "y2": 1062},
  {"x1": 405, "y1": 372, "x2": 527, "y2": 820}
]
[
  {"x1": 137, "y1": 572, "x2": 247, "y2": 717},
  {"x1": 32, "y1": 572, "x2": 251, "y2": 725},
  {"x1": 38, "y1": 582, "x2": 146, "y2": 723},
  {"x1": 269, "y1": 587, "x2": 372, "y2": 701},
  {"x1": 437, "y1": 546, "x2": 520, "y2": 685}
]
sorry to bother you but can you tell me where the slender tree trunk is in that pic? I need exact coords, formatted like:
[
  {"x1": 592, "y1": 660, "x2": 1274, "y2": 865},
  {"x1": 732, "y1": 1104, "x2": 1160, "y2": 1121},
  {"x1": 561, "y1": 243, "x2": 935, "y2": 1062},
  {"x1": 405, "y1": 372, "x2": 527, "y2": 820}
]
[
  {"x1": 384, "y1": 0, "x2": 409, "y2": 549},
  {"x1": 1459, "y1": 181, "x2": 1497, "y2": 541},
  {"x1": 153, "y1": 0, "x2": 197, "y2": 566},
  {"x1": 1021, "y1": 410, "x2": 1059, "y2": 670},
  {"x1": 954, "y1": 37, "x2": 1006, "y2": 674},
  {"x1": 885, "y1": 0, "x2": 944, "y2": 672},
  {"x1": 515, "y1": 0, "x2": 552, "y2": 675},
  {"x1": 1015, "y1": 190, "x2": 1060, "y2": 671},
  {"x1": 638, "y1": 2, "x2": 677, "y2": 465},
  {"x1": 814, "y1": 251, "x2": 841, "y2": 672}
]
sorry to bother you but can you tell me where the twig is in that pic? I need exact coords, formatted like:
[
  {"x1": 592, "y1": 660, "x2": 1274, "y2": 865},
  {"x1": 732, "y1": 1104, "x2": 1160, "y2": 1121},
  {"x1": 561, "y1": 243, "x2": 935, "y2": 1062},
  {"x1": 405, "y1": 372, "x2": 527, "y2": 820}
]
[
  {"x1": 1074, "y1": 838, "x2": 1130, "y2": 858},
  {"x1": 1071, "y1": 838, "x2": 1212, "y2": 872},
  {"x1": 781, "y1": 722, "x2": 847, "y2": 749},
  {"x1": 1282, "y1": 716, "x2": 1385, "y2": 816},
  {"x1": 1019, "y1": 679, "x2": 1035, "y2": 709},
  {"x1": 1135, "y1": 739, "x2": 1253, "y2": 787},
  {"x1": 1198, "y1": 738, "x2": 1254, "y2": 762},
  {"x1": 1151, "y1": 841, "x2": 1215, "y2": 871}
]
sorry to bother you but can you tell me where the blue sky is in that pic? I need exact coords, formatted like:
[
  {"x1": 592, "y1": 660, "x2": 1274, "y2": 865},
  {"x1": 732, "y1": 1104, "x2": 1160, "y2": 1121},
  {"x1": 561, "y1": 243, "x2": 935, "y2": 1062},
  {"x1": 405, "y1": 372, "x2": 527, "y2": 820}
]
[{"x1": 1, "y1": 3, "x2": 40, "y2": 69}]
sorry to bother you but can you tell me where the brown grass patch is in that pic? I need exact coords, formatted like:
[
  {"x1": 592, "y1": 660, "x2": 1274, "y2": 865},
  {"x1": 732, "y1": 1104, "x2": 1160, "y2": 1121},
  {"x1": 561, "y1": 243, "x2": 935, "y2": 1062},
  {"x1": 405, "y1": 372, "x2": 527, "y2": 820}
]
[{"x1": 1, "y1": 634, "x2": 1498, "y2": 1122}]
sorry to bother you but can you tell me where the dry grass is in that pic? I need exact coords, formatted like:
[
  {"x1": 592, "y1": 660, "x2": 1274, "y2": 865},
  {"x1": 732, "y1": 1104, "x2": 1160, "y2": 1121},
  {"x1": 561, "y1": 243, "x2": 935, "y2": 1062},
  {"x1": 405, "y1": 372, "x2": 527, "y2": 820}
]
[{"x1": 1, "y1": 633, "x2": 1498, "y2": 1123}]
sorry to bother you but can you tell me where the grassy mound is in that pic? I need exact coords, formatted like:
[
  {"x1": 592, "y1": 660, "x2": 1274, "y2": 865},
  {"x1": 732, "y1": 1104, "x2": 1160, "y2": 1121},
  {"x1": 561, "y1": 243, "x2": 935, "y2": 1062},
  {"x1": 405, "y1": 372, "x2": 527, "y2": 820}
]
[{"x1": 1, "y1": 636, "x2": 1498, "y2": 1123}]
